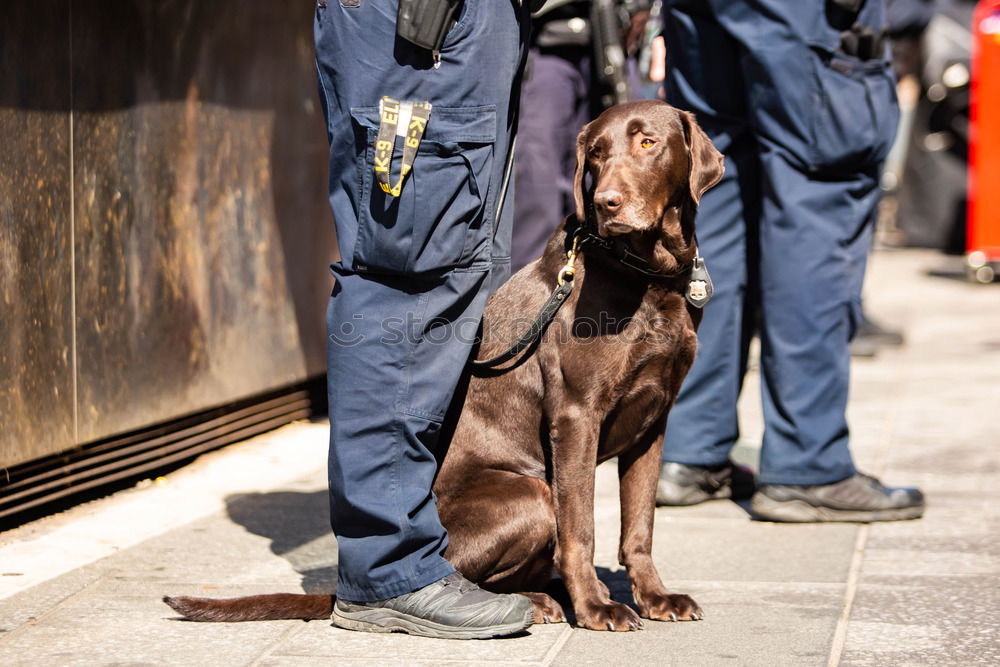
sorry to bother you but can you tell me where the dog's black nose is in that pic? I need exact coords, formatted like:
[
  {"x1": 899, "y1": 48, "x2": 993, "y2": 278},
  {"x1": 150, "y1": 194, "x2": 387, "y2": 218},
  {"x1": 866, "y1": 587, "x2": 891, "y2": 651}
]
[{"x1": 594, "y1": 189, "x2": 624, "y2": 212}]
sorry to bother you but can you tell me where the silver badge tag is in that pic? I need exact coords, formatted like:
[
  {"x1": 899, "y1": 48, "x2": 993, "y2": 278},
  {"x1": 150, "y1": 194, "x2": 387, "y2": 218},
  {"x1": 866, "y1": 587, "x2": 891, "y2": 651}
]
[
  {"x1": 688, "y1": 280, "x2": 707, "y2": 301},
  {"x1": 686, "y1": 255, "x2": 714, "y2": 308}
]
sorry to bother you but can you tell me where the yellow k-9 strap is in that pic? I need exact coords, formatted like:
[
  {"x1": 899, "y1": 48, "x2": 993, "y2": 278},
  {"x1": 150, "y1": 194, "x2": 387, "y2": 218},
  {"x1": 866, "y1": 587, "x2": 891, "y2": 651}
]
[{"x1": 374, "y1": 96, "x2": 432, "y2": 197}]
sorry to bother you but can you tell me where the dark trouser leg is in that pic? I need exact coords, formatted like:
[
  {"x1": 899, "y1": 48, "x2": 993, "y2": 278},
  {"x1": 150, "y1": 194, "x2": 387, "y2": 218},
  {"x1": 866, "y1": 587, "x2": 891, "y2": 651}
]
[
  {"x1": 661, "y1": 4, "x2": 758, "y2": 465},
  {"x1": 662, "y1": 144, "x2": 758, "y2": 466},
  {"x1": 736, "y1": 1, "x2": 893, "y2": 485},
  {"x1": 315, "y1": 0, "x2": 526, "y2": 601},
  {"x1": 754, "y1": 148, "x2": 875, "y2": 485},
  {"x1": 326, "y1": 269, "x2": 495, "y2": 601},
  {"x1": 511, "y1": 47, "x2": 592, "y2": 272}
]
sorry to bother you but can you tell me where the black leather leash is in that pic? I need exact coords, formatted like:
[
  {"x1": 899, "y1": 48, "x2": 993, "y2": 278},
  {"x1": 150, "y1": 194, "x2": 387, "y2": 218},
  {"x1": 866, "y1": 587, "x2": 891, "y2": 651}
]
[
  {"x1": 469, "y1": 233, "x2": 583, "y2": 370},
  {"x1": 468, "y1": 280, "x2": 575, "y2": 369}
]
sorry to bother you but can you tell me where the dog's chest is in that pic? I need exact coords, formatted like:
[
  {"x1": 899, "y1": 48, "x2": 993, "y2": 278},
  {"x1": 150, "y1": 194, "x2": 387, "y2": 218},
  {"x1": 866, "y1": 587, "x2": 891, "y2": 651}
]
[{"x1": 560, "y1": 291, "x2": 697, "y2": 452}]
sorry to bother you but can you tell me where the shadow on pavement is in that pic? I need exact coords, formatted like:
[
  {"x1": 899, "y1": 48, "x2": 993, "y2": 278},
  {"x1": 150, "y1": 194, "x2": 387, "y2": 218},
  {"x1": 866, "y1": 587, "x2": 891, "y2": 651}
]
[
  {"x1": 221, "y1": 489, "x2": 668, "y2": 626},
  {"x1": 225, "y1": 490, "x2": 338, "y2": 594}
]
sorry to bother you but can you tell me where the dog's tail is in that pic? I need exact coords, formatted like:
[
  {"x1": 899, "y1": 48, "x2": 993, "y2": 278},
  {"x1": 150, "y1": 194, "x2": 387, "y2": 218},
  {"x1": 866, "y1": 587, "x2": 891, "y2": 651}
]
[{"x1": 162, "y1": 593, "x2": 334, "y2": 622}]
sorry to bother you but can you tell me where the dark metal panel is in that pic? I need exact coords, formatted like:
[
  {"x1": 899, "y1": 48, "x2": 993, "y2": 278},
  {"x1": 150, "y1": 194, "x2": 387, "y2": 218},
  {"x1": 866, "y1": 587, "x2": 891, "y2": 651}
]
[
  {"x1": 69, "y1": 2, "x2": 335, "y2": 443},
  {"x1": 0, "y1": 2, "x2": 76, "y2": 468},
  {"x1": 0, "y1": 386, "x2": 317, "y2": 524}
]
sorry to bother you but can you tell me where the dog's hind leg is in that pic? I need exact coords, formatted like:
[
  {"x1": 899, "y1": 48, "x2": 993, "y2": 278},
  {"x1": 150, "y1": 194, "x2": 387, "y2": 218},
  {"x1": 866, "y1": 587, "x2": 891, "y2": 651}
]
[
  {"x1": 440, "y1": 473, "x2": 566, "y2": 624},
  {"x1": 439, "y1": 472, "x2": 558, "y2": 593}
]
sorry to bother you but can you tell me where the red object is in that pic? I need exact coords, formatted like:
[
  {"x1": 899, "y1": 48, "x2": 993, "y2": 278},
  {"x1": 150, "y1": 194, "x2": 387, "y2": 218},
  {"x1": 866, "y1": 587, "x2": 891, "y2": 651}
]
[{"x1": 969, "y1": 0, "x2": 1000, "y2": 262}]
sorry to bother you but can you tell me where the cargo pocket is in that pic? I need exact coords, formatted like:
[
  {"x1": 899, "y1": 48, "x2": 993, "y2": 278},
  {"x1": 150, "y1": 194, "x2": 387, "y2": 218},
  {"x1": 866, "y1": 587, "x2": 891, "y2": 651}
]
[
  {"x1": 806, "y1": 49, "x2": 899, "y2": 173},
  {"x1": 350, "y1": 105, "x2": 497, "y2": 276}
]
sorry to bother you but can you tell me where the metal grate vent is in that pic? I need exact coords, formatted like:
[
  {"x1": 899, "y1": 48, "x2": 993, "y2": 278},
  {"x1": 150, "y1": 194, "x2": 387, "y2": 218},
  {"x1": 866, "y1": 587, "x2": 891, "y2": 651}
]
[{"x1": 0, "y1": 380, "x2": 326, "y2": 527}]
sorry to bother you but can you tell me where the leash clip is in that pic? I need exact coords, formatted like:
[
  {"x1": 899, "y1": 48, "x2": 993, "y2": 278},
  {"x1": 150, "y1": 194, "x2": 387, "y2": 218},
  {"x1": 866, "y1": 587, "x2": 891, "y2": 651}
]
[
  {"x1": 470, "y1": 232, "x2": 579, "y2": 370},
  {"x1": 557, "y1": 234, "x2": 582, "y2": 286}
]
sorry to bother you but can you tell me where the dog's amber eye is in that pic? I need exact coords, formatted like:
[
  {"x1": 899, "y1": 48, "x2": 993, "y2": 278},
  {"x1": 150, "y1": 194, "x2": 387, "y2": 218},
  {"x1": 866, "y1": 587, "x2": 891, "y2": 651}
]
[{"x1": 640, "y1": 138, "x2": 656, "y2": 149}]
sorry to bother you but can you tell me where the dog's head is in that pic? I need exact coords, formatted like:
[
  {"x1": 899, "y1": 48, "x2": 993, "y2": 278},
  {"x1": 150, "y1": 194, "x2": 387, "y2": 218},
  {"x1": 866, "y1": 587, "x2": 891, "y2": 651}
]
[{"x1": 573, "y1": 101, "x2": 723, "y2": 270}]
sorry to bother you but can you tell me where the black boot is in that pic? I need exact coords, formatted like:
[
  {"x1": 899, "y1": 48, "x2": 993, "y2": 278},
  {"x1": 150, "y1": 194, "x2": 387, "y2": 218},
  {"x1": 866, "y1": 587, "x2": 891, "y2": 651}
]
[{"x1": 656, "y1": 462, "x2": 756, "y2": 506}]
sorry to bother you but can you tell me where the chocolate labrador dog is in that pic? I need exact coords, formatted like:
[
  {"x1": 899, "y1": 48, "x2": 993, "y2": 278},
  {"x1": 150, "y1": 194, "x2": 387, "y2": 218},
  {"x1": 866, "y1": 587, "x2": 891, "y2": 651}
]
[{"x1": 164, "y1": 99, "x2": 723, "y2": 631}]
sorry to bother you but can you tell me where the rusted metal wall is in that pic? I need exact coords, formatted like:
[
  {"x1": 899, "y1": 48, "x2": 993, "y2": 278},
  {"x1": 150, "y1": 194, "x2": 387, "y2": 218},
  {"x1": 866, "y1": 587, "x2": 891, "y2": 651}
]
[{"x1": 0, "y1": 1, "x2": 336, "y2": 468}]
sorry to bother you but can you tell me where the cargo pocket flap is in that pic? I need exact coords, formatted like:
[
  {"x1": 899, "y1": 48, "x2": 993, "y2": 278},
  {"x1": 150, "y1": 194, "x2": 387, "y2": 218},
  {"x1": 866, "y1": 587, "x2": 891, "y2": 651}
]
[{"x1": 350, "y1": 104, "x2": 497, "y2": 145}]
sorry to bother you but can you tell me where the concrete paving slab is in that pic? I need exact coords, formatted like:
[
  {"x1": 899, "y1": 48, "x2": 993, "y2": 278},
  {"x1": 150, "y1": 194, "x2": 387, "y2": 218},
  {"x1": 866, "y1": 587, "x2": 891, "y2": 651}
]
[
  {"x1": 841, "y1": 578, "x2": 1000, "y2": 666},
  {"x1": 861, "y1": 510, "x2": 1000, "y2": 559},
  {"x1": 0, "y1": 477, "x2": 335, "y2": 654},
  {"x1": 257, "y1": 657, "x2": 561, "y2": 667},
  {"x1": 0, "y1": 567, "x2": 105, "y2": 640},
  {"x1": 266, "y1": 617, "x2": 568, "y2": 664},
  {"x1": 0, "y1": 421, "x2": 329, "y2": 601},
  {"x1": 647, "y1": 515, "x2": 859, "y2": 585},
  {"x1": 886, "y1": 434, "x2": 1000, "y2": 476},
  {"x1": 552, "y1": 582, "x2": 845, "y2": 667},
  {"x1": 116, "y1": 497, "x2": 337, "y2": 590},
  {"x1": 0, "y1": 591, "x2": 302, "y2": 667}
]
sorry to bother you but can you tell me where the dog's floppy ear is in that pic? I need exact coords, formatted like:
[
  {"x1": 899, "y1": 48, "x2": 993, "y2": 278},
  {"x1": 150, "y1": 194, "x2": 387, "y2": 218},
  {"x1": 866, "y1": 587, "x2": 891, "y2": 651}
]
[
  {"x1": 573, "y1": 123, "x2": 591, "y2": 223},
  {"x1": 679, "y1": 110, "x2": 724, "y2": 205}
]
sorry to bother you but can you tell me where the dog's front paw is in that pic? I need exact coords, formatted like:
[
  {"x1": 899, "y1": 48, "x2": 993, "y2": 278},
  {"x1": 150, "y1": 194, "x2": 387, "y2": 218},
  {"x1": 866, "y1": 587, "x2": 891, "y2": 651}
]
[
  {"x1": 637, "y1": 592, "x2": 703, "y2": 622},
  {"x1": 576, "y1": 600, "x2": 643, "y2": 631},
  {"x1": 521, "y1": 592, "x2": 567, "y2": 624}
]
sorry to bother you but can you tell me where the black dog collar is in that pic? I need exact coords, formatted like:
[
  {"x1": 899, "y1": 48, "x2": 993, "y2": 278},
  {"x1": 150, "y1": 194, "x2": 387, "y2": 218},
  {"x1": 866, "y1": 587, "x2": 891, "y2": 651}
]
[{"x1": 566, "y1": 222, "x2": 713, "y2": 308}]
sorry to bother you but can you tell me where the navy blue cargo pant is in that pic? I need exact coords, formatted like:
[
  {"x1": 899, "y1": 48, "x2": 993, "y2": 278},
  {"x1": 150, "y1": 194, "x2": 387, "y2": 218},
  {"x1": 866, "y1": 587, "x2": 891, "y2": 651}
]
[
  {"x1": 314, "y1": 1, "x2": 528, "y2": 601},
  {"x1": 511, "y1": 46, "x2": 592, "y2": 271},
  {"x1": 662, "y1": 0, "x2": 898, "y2": 485}
]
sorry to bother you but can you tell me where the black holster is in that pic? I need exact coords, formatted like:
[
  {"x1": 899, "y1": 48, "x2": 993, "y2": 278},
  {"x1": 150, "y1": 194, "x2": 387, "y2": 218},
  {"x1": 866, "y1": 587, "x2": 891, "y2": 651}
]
[{"x1": 397, "y1": 0, "x2": 462, "y2": 51}]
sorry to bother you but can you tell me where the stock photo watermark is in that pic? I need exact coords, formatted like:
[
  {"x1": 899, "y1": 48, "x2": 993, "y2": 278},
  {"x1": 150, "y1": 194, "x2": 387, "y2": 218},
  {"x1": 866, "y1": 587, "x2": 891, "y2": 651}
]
[{"x1": 329, "y1": 311, "x2": 681, "y2": 348}]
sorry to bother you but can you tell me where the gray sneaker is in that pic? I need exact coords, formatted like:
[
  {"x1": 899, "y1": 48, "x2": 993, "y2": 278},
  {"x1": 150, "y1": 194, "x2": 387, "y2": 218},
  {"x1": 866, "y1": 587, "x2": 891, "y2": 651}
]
[
  {"x1": 656, "y1": 461, "x2": 756, "y2": 506},
  {"x1": 750, "y1": 473, "x2": 925, "y2": 523},
  {"x1": 332, "y1": 572, "x2": 533, "y2": 639}
]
